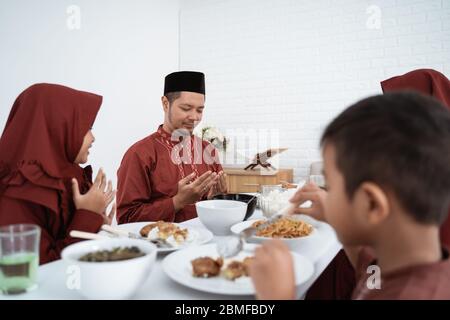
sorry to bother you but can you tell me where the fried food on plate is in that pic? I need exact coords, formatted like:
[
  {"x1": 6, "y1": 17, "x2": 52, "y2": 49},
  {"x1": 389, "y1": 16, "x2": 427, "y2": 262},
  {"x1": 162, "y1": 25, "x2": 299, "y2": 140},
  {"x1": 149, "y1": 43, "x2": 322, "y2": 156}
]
[
  {"x1": 191, "y1": 257, "x2": 224, "y2": 278},
  {"x1": 140, "y1": 221, "x2": 189, "y2": 243}
]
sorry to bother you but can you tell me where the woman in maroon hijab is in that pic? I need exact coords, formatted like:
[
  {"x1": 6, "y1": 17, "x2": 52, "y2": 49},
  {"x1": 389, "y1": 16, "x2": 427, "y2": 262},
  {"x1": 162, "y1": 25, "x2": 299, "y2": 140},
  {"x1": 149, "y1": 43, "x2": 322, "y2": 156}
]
[
  {"x1": 381, "y1": 69, "x2": 450, "y2": 248},
  {"x1": 381, "y1": 69, "x2": 450, "y2": 107},
  {"x1": 304, "y1": 69, "x2": 450, "y2": 299},
  {"x1": 0, "y1": 83, "x2": 115, "y2": 264}
]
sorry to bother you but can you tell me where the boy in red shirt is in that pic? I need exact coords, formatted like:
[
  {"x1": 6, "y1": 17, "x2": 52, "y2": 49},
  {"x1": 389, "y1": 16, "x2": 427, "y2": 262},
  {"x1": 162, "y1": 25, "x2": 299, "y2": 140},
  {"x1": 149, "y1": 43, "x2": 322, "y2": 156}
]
[{"x1": 249, "y1": 92, "x2": 450, "y2": 299}]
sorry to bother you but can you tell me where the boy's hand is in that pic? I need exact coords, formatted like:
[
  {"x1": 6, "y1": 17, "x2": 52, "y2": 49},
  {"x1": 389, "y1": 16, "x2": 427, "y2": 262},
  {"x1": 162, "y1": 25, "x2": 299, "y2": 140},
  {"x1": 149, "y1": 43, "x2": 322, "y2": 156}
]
[
  {"x1": 248, "y1": 240, "x2": 296, "y2": 300},
  {"x1": 289, "y1": 182, "x2": 328, "y2": 222}
]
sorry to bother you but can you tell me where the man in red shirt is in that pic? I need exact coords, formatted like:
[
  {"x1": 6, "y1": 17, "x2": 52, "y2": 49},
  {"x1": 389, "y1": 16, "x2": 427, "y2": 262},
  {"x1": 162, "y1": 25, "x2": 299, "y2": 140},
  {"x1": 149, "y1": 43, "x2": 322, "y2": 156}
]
[{"x1": 117, "y1": 71, "x2": 227, "y2": 223}]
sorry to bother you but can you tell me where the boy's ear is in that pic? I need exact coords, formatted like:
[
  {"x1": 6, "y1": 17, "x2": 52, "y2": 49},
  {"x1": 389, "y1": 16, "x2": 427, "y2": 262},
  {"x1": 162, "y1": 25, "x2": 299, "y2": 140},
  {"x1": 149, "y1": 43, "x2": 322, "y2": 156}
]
[
  {"x1": 355, "y1": 182, "x2": 390, "y2": 226},
  {"x1": 161, "y1": 96, "x2": 169, "y2": 112}
]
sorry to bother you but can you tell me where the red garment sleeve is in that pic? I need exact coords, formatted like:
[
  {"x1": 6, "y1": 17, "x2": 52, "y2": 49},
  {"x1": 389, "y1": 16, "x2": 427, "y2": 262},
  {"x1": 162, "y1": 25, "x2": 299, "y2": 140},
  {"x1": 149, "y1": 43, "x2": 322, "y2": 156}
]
[
  {"x1": 0, "y1": 196, "x2": 103, "y2": 264},
  {"x1": 203, "y1": 140, "x2": 223, "y2": 174},
  {"x1": 440, "y1": 211, "x2": 450, "y2": 248},
  {"x1": 213, "y1": 162, "x2": 223, "y2": 173},
  {"x1": 116, "y1": 149, "x2": 176, "y2": 224}
]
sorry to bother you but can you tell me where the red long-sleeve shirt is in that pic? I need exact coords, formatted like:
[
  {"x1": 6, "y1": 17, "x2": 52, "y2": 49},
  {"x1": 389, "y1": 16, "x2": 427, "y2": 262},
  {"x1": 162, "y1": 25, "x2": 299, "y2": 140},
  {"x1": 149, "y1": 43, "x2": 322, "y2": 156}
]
[
  {"x1": 117, "y1": 125, "x2": 223, "y2": 223},
  {"x1": 0, "y1": 196, "x2": 103, "y2": 264}
]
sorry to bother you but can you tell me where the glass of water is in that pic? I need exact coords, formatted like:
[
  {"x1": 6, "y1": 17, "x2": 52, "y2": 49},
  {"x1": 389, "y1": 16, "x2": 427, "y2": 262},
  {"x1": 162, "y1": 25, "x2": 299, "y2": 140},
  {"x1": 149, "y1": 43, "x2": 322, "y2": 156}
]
[
  {"x1": 0, "y1": 224, "x2": 40, "y2": 295},
  {"x1": 308, "y1": 174, "x2": 327, "y2": 190}
]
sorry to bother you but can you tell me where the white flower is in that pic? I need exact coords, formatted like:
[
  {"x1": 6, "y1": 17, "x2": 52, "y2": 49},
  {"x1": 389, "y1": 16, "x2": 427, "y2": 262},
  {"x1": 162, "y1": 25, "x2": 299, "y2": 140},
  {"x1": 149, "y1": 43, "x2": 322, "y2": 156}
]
[
  {"x1": 204, "y1": 127, "x2": 223, "y2": 141},
  {"x1": 201, "y1": 126, "x2": 227, "y2": 151}
]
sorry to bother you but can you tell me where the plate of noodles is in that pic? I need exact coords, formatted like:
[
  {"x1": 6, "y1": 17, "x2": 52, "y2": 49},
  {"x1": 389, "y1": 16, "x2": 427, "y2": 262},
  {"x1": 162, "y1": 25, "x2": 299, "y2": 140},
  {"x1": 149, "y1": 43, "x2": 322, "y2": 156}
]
[{"x1": 230, "y1": 214, "x2": 320, "y2": 251}]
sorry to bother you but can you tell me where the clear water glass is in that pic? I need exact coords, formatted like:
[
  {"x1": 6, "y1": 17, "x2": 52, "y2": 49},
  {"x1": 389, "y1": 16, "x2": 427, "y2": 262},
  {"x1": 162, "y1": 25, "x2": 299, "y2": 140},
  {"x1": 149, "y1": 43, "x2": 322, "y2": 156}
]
[{"x1": 0, "y1": 224, "x2": 40, "y2": 295}]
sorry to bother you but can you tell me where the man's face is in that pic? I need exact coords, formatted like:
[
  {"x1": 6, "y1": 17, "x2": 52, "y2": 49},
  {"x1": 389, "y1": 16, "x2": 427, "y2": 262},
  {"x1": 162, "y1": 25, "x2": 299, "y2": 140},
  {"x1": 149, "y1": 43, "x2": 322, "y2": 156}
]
[
  {"x1": 162, "y1": 91, "x2": 205, "y2": 133},
  {"x1": 322, "y1": 143, "x2": 370, "y2": 246}
]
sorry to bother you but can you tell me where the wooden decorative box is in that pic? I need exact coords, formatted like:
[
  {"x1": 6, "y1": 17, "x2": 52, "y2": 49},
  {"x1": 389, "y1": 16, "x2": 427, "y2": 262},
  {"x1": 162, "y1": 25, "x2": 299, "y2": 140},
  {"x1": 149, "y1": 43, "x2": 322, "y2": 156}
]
[{"x1": 223, "y1": 167, "x2": 293, "y2": 193}]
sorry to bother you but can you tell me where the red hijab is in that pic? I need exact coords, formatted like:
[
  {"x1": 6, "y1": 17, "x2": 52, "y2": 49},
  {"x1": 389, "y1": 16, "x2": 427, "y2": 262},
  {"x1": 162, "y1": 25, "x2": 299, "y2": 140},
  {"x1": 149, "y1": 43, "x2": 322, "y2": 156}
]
[
  {"x1": 381, "y1": 69, "x2": 450, "y2": 247},
  {"x1": 381, "y1": 69, "x2": 450, "y2": 106},
  {"x1": 0, "y1": 83, "x2": 102, "y2": 214}
]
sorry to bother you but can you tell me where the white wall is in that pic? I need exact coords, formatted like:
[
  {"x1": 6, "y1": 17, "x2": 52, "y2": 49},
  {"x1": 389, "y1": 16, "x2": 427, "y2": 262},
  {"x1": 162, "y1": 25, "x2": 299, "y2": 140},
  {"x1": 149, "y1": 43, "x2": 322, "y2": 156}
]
[
  {"x1": 179, "y1": 0, "x2": 450, "y2": 181},
  {"x1": 0, "y1": 0, "x2": 180, "y2": 186},
  {"x1": 2, "y1": 0, "x2": 450, "y2": 185}
]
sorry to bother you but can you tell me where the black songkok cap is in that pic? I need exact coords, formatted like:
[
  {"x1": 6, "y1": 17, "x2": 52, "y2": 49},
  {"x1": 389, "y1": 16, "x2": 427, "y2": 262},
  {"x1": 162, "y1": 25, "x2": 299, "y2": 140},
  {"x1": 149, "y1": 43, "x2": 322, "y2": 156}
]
[{"x1": 164, "y1": 71, "x2": 205, "y2": 95}]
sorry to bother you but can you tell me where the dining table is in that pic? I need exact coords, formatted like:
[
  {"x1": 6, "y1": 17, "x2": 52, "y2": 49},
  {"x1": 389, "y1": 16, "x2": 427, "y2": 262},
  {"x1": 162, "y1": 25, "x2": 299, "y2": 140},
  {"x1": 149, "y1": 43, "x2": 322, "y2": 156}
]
[{"x1": 0, "y1": 209, "x2": 341, "y2": 300}]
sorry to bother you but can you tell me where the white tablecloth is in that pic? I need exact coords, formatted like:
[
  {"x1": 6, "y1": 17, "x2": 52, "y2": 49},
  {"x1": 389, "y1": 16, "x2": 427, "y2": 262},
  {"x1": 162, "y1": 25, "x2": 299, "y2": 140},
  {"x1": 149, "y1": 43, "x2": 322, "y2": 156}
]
[{"x1": 0, "y1": 210, "x2": 341, "y2": 300}]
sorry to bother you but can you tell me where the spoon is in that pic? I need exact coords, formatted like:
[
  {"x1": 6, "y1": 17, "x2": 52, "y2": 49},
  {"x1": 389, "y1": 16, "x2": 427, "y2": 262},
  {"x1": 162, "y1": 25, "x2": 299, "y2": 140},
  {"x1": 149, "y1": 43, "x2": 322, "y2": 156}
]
[
  {"x1": 100, "y1": 225, "x2": 172, "y2": 248},
  {"x1": 70, "y1": 230, "x2": 110, "y2": 240},
  {"x1": 217, "y1": 214, "x2": 284, "y2": 258}
]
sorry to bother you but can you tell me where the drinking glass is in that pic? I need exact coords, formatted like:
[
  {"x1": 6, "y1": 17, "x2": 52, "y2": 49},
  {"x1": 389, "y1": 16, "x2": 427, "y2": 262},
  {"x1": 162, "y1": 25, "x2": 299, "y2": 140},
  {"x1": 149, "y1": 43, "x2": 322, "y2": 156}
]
[
  {"x1": 308, "y1": 174, "x2": 327, "y2": 189},
  {"x1": 0, "y1": 224, "x2": 40, "y2": 295}
]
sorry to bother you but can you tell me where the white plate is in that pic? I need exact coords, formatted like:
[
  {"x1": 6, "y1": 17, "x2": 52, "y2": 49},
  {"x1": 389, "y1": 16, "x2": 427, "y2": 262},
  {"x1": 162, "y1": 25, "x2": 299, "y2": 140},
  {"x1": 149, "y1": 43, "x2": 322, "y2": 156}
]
[
  {"x1": 99, "y1": 222, "x2": 213, "y2": 253},
  {"x1": 230, "y1": 214, "x2": 321, "y2": 250},
  {"x1": 162, "y1": 243, "x2": 314, "y2": 296}
]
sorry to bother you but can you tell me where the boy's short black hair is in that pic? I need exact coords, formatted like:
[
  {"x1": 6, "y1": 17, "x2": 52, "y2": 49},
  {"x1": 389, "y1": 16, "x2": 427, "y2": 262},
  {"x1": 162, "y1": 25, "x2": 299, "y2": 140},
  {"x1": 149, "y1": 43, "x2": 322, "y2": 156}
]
[{"x1": 321, "y1": 91, "x2": 450, "y2": 225}]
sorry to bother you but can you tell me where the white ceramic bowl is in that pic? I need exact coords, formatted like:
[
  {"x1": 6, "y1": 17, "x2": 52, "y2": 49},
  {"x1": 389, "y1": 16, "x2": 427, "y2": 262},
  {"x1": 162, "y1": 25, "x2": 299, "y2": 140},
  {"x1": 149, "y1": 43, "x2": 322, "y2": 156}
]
[
  {"x1": 61, "y1": 238, "x2": 157, "y2": 299},
  {"x1": 196, "y1": 200, "x2": 247, "y2": 235}
]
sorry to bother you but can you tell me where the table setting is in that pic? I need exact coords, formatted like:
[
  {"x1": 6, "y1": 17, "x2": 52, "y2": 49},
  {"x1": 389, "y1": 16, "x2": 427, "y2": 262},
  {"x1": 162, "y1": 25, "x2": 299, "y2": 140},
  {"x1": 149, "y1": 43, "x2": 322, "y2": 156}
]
[{"x1": 0, "y1": 190, "x2": 341, "y2": 300}]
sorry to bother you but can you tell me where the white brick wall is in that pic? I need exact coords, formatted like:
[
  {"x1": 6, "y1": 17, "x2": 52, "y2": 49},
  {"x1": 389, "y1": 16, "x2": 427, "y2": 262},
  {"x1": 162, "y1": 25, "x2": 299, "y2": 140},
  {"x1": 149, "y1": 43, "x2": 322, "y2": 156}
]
[
  {"x1": 179, "y1": 0, "x2": 450, "y2": 181},
  {"x1": 0, "y1": 0, "x2": 180, "y2": 188}
]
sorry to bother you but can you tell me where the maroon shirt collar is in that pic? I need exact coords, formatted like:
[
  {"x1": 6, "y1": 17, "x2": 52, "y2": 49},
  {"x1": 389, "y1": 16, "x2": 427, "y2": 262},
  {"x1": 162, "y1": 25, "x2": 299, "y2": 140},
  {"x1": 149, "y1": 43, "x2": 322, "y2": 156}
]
[{"x1": 157, "y1": 124, "x2": 195, "y2": 143}]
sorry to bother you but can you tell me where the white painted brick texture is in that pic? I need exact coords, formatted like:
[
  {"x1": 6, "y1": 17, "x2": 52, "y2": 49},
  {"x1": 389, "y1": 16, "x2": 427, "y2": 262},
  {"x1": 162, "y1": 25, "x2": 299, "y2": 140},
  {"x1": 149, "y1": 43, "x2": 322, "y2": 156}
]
[{"x1": 180, "y1": 0, "x2": 450, "y2": 180}]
